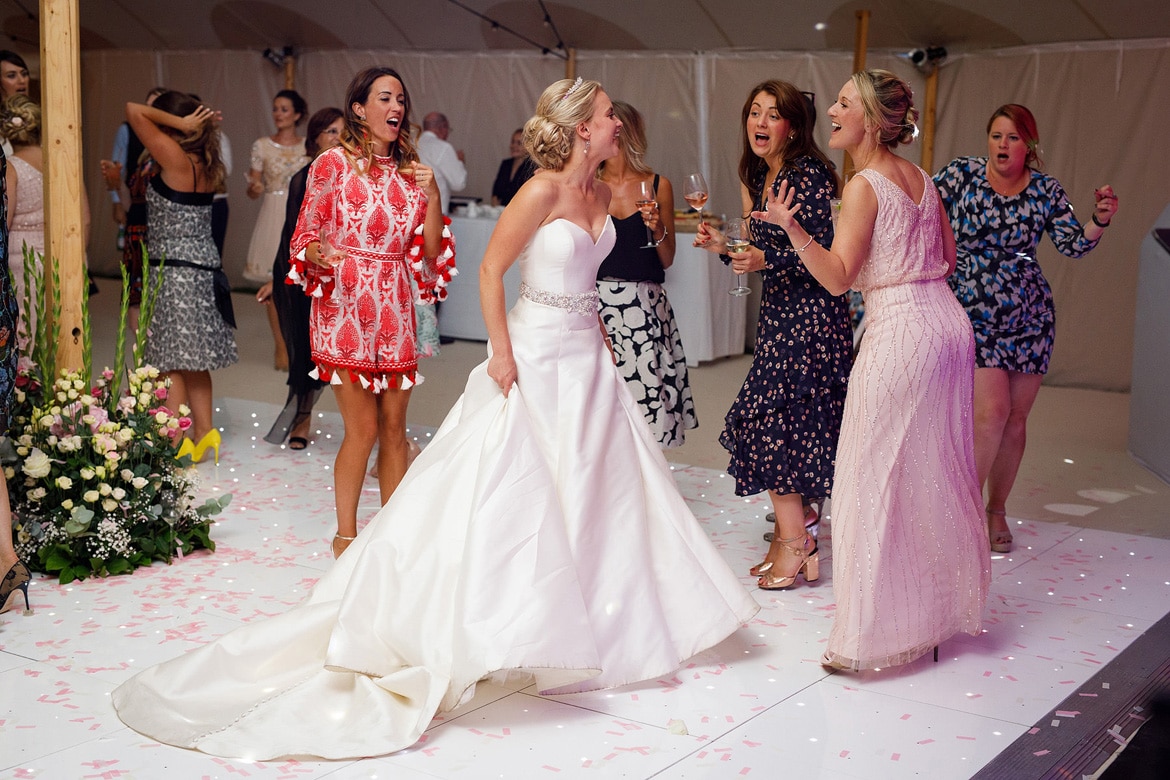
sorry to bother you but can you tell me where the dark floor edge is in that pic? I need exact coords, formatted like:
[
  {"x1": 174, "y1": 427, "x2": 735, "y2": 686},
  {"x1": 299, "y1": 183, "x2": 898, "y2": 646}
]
[{"x1": 970, "y1": 609, "x2": 1170, "y2": 779}]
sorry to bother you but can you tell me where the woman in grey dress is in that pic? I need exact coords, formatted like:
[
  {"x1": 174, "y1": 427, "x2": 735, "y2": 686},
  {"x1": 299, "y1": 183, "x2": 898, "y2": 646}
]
[{"x1": 126, "y1": 90, "x2": 236, "y2": 463}]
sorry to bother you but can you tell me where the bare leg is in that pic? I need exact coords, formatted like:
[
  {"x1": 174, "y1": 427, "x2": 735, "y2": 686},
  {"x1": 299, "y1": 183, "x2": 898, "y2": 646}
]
[
  {"x1": 331, "y1": 376, "x2": 379, "y2": 553},
  {"x1": 176, "y1": 370, "x2": 215, "y2": 441},
  {"x1": 972, "y1": 367, "x2": 1011, "y2": 487},
  {"x1": 985, "y1": 372, "x2": 1044, "y2": 517},
  {"x1": 163, "y1": 370, "x2": 189, "y2": 440},
  {"x1": 754, "y1": 491, "x2": 809, "y2": 583},
  {"x1": 266, "y1": 303, "x2": 288, "y2": 371},
  {"x1": 373, "y1": 387, "x2": 412, "y2": 505}
]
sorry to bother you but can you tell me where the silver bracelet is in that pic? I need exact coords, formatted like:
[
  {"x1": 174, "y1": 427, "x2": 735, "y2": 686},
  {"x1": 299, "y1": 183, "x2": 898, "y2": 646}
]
[
  {"x1": 650, "y1": 228, "x2": 668, "y2": 248},
  {"x1": 794, "y1": 235, "x2": 815, "y2": 252}
]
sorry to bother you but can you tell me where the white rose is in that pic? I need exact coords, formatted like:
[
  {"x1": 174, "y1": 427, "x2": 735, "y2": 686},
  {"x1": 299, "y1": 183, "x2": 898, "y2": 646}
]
[
  {"x1": 67, "y1": 389, "x2": 79, "y2": 400},
  {"x1": 56, "y1": 391, "x2": 68, "y2": 403},
  {"x1": 18, "y1": 434, "x2": 31, "y2": 447},
  {"x1": 80, "y1": 467, "x2": 95, "y2": 480},
  {"x1": 138, "y1": 393, "x2": 151, "y2": 406},
  {"x1": 112, "y1": 487, "x2": 126, "y2": 500},
  {"x1": 73, "y1": 379, "x2": 85, "y2": 391},
  {"x1": 21, "y1": 448, "x2": 53, "y2": 479},
  {"x1": 131, "y1": 476, "x2": 149, "y2": 490},
  {"x1": 99, "y1": 483, "x2": 112, "y2": 496},
  {"x1": 80, "y1": 394, "x2": 95, "y2": 406},
  {"x1": 38, "y1": 414, "x2": 55, "y2": 428},
  {"x1": 83, "y1": 490, "x2": 100, "y2": 503},
  {"x1": 62, "y1": 499, "x2": 74, "y2": 510},
  {"x1": 121, "y1": 469, "x2": 134, "y2": 481},
  {"x1": 56, "y1": 476, "x2": 73, "y2": 490},
  {"x1": 29, "y1": 487, "x2": 47, "y2": 501},
  {"x1": 101, "y1": 499, "x2": 118, "y2": 512},
  {"x1": 3, "y1": 466, "x2": 14, "y2": 479},
  {"x1": 95, "y1": 466, "x2": 107, "y2": 479}
]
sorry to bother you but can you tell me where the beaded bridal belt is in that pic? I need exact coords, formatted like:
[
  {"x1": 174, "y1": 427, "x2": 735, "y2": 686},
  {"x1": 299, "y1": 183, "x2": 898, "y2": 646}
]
[{"x1": 519, "y1": 282, "x2": 599, "y2": 317}]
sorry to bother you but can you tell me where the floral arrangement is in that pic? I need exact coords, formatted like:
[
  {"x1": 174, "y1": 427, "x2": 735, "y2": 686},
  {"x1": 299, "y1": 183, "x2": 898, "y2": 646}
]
[{"x1": 6, "y1": 246, "x2": 229, "y2": 583}]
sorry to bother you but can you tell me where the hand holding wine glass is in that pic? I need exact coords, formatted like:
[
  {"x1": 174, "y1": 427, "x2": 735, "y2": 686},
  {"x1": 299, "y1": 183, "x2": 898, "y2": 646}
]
[
  {"x1": 725, "y1": 217, "x2": 752, "y2": 296},
  {"x1": 315, "y1": 233, "x2": 345, "y2": 268},
  {"x1": 636, "y1": 179, "x2": 659, "y2": 248}
]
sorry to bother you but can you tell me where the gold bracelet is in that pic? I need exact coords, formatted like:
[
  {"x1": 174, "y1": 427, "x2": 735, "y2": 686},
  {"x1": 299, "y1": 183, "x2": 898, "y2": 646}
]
[{"x1": 794, "y1": 235, "x2": 815, "y2": 252}]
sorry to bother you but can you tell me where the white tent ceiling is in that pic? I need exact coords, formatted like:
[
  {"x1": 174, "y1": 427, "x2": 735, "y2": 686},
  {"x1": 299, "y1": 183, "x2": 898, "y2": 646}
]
[{"x1": 3, "y1": 0, "x2": 1169, "y2": 57}]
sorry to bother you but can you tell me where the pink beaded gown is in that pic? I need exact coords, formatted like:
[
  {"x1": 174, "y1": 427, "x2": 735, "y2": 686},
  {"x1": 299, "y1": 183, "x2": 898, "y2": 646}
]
[{"x1": 823, "y1": 167, "x2": 990, "y2": 671}]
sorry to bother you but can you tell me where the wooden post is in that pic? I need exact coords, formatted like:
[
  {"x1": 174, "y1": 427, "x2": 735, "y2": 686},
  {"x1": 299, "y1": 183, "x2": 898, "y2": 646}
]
[
  {"x1": 920, "y1": 67, "x2": 938, "y2": 173},
  {"x1": 844, "y1": 9, "x2": 871, "y2": 179},
  {"x1": 283, "y1": 55, "x2": 296, "y2": 90},
  {"x1": 39, "y1": 0, "x2": 86, "y2": 372}
]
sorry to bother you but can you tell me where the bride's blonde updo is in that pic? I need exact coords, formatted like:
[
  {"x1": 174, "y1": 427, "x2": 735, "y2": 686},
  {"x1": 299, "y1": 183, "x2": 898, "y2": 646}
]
[
  {"x1": 522, "y1": 77, "x2": 602, "y2": 171},
  {"x1": 852, "y1": 69, "x2": 919, "y2": 148}
]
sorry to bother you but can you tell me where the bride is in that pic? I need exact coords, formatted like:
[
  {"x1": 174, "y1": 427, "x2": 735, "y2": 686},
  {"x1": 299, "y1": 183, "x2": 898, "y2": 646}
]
[{"x1": 112, "y1": 76, "x2": 760, "y2": 761}]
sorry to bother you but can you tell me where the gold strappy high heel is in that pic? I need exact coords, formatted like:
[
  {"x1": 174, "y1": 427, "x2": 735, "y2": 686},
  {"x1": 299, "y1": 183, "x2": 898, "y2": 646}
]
[{"x1": 758, "y1": 531, "x2": 819, "y2": 590}]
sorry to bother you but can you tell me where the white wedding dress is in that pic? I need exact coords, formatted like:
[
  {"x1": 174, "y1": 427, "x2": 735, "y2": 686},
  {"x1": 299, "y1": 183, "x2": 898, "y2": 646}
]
[{"x1": 112, "y1": 217, "x2": 760, "y2": 760}]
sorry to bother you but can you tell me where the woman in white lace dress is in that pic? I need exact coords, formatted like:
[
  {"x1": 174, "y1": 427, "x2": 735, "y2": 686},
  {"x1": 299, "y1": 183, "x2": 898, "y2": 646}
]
[
  {"x1": 245, "y1": 90, "x2": 309, "y2": 369},
  {"x1": 754, "y1": 69, "x2": 989, "y2": 671}
]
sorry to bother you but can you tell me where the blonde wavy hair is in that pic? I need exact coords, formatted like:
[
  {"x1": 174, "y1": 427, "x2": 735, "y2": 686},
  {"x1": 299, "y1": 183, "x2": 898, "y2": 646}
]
[
  {"x1": 2, "y1": 94, "x2": 39, "y2": 147},
  {"x1": 523, "y1": 77, "x2": 602, "y2": 171},
  {"x1": 597, "y1": 100, "x2": 652, "y2": 178},
  {"x1": 852, "y1": 69, "x2": 919, "y2": 149}
]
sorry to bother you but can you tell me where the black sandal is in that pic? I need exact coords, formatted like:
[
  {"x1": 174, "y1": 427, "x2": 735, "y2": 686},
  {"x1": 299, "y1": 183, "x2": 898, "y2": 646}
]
[{"x1": 288, "y1": 436, "x2": 308, "y2": 450}]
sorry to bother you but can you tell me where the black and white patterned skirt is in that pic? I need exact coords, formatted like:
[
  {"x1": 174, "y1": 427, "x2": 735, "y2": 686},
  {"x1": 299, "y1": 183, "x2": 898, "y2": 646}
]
[{"x1": 598, "y1": 280, "x2": 698, "y2": 448}]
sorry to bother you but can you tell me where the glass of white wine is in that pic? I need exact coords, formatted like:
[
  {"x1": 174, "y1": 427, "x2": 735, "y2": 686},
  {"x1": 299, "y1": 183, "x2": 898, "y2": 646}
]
[
  {"x1": 684, "y1": 172, "x2": 709, "y2": 224},
  {"x1": 636, "y1": 179, "x2": 659, "y2": 248},
  {"x1": 725, "y1": 217, "x2": 752, "y2": 297}
]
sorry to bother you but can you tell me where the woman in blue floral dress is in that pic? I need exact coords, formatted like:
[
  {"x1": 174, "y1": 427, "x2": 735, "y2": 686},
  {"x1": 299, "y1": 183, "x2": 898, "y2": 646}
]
[
  {"x1": 934, "y1": 104, "x2": 1118, "y2": 552},
  {"x1": 696, "y1": 81, "x2": 852, "y2": 590}
]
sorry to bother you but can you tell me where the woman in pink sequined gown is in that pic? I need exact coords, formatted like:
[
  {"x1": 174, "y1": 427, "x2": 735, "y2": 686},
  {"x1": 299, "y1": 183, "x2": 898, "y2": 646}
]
[
  {"x1": 288, "y1": 67, "x2": 454, "y2": 558},
  {"x1": 755, "y1": 69, "x2": 990, "y2": 671}
]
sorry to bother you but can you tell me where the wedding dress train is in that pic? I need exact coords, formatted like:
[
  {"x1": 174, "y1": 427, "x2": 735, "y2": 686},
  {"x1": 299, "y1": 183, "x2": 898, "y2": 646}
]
[{"x1": 112, "y1": 217, "x2": 760, "y2": 760}]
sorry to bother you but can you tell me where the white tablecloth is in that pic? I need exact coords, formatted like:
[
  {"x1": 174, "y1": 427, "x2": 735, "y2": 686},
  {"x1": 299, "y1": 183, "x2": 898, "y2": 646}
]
[{"x1": 443, "y1": 216, "x2": 746, "y2": 365}]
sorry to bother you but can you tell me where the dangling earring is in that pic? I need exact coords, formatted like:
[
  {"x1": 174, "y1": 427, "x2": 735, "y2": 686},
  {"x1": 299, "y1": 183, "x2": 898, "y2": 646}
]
[{"x1": 584, "y1": 138, "x2": 591, "y2": 154}]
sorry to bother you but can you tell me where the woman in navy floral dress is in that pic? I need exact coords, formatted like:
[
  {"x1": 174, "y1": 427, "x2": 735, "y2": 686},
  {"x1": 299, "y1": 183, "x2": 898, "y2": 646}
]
[
  {"x1": 934, "y1": 104, "x2": 1118, "y2": 552},
  {"x1": 696, "y1": 81, "x2": 852, "y2": 590}
]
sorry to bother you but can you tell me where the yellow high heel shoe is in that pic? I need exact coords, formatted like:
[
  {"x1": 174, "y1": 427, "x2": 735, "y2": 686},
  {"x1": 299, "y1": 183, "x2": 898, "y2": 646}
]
[
  {"x1": 191, "y1": 429, "x2": 222, "y2": 464},
  {"x1": 176, "y1": 438, "x2": 195, "y2": 461}
]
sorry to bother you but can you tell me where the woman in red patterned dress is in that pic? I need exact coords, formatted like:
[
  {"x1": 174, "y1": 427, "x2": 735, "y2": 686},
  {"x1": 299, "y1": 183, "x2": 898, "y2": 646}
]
[{"x1": 290, "y1": 67, "x2": 455, "y2": 558}]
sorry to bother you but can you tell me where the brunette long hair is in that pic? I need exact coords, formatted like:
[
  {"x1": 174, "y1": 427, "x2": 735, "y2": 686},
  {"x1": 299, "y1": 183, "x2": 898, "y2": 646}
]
[
  {"x1": 737, "y1": 80, "x2": 839, "y2": 203},
  {"x1": 338, "y1": 66, "x2": 418, "y2": 173}
]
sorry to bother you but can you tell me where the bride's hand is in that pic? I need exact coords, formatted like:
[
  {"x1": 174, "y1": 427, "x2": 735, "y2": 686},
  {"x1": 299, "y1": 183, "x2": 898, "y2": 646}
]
[{"x1": 487, "y1": 352, "x2": 518, "y2": 397}]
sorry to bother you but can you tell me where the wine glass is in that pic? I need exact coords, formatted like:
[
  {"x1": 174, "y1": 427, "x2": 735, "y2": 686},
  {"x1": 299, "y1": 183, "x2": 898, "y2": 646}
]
[
  {"x1": 684, "y1": 173, "x2": 709, "y2": 224},
  {"x1": 318, "y1": 233, "x2": 345, "y2": 267},
  {"x1": 724, "y1": 217, "x2": 752, "y2": 297},
  {"x1": 635, "y1": 179, "x2": 659, "y2": 248}
]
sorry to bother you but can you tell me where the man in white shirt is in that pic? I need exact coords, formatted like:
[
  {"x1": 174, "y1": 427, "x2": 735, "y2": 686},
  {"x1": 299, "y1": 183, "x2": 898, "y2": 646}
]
[{"x1": 417, "y1": 112, "x2": 466, "y2": 215}]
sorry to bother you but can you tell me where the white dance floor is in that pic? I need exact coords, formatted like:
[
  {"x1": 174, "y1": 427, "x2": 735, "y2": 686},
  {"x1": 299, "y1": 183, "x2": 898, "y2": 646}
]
[{"x1": 2, "y1": 398, "x2": 1168, "y2": 779}]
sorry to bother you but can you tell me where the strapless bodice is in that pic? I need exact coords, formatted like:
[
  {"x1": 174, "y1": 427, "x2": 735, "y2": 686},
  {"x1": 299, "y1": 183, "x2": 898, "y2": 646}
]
[{"x1": 518, "y1": 217, "x2": 616, "y2": 295}]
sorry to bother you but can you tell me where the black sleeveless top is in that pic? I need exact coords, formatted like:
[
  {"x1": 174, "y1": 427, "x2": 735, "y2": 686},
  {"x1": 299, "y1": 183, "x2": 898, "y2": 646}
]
[{"x1": 595, "y1": 174, "x2": 664, "y2": 284}]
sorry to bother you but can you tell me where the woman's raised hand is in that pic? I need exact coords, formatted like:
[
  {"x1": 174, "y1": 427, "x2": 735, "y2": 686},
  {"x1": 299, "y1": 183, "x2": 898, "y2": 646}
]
[
  {"x1": 693, "y1": 222, "x2": 727, "y2": 253},
  {"x1": 1093, "y1": 184, "x2": 1119, "y2": 226},
  {"x1": 179, "y1": 105, "x2": 217, "y2": 135},
  {"x1": 751, "y1": 179, "x2": 802, "y2": 232}
]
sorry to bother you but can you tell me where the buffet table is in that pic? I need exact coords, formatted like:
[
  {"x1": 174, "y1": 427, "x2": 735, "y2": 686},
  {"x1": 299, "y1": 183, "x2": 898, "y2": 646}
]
[{"x1": 442, "y1": 214, "x2": 746, "y2": 365}]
